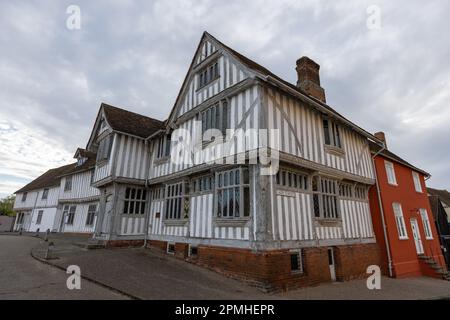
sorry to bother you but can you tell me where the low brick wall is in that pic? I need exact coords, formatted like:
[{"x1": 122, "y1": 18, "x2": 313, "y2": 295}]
[
  {"x1": 106, "y1": 239, "x2": 145, "y2": 248},
  {"x1": 147, "y1": 240, "x2": 381, "y2": 291}
]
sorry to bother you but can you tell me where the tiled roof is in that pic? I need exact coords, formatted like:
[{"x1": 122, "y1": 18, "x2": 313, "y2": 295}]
[
  {"x1": 368, "y1": 141, "x2": 429, "y2": 177},
  {"x1": 102, "y1": 103, "x2": 165, "y2": 138},
  {"x1": 15, "y1": 164, "x2": 75, "y2": 194},
  {"x1": 428, "y1": 188, "x2": 450, "y2": 207}
]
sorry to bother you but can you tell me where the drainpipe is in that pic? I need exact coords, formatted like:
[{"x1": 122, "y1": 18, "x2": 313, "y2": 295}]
[
  {"x1": 372, "y1": 142, "x2": 394, "y2": 277},
  {"x1": 142, "y1": 139, "x2": 152, "y2": 248}
]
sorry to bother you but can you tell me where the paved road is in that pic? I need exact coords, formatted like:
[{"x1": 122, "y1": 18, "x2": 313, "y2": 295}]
[{"x1": 0, "y1": 235, "x2": 126, "y2": 299}]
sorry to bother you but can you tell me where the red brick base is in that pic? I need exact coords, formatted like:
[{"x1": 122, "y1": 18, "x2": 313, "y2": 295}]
[
  {"x1": 146, "y1": 240, "x2": 381, "y2": 291},
  {"x1": 106, "y1": 239, "x2": 144, "y2": 248}
]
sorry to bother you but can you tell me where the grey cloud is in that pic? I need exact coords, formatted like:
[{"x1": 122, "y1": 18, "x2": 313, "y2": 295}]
[{"x1": 0, "y1": 0, "x2": 449, "y2": 196}]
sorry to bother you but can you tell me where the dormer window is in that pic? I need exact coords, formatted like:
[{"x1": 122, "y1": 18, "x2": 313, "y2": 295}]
[
  {"x1": 198, "y1": 61, "x2": 219, "y2": 89},
  {"x1": 323, "y1": 118, "x2": 341, "y2": 149},
  {"x1": 76, "y1": 157, "x2": 86, "y2": 167}
]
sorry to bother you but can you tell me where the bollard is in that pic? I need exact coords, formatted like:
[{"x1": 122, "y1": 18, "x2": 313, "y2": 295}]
[
  {"x1": 45, "y1": 241, "x2": 54, "y2": 260},
  {"x1": 19, "y1": 227, "x2": 23, "y2": 235},
  {"x1": 35, "y1": 228, "x2": 40, "y2": 237},
  {"x1": 44, "y1": 229, "x2": 50, "y2": 242}
]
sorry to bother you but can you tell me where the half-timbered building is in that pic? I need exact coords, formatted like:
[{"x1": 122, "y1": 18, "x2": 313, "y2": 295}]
[{"x1": 85, "y1": 32, "x2": 383, "y2": 290}]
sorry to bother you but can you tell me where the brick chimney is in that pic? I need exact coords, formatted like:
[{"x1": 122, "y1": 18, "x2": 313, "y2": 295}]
[
  {"x1": 374, "y1": 131, "x2": 387, "y2": 148},
  {"x1": 296, "y1": 56, "x2": 326, "y2": 103}
]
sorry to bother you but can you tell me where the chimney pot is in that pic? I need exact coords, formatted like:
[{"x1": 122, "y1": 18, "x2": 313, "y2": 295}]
[{"x1": 296, "y1": 56, "x2": 326, "y2": 103}]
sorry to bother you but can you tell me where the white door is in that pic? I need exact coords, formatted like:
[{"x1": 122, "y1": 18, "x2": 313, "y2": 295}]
[
  {"x1": 328, "y1": 248, "x2": 336, "y2": 281},
  {"x1": 410, "y1": 219, "x2": 424, "y2": 254}
]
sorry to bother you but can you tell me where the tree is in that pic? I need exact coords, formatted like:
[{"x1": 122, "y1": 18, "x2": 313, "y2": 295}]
[{"x1": 0, "y1": 195, "x2": 15, "y2": 216}]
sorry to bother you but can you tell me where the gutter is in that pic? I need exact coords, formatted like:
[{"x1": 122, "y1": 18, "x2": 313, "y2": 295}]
[{"x1": 371, "y1": 142, "x2": 394, "y2": 277}]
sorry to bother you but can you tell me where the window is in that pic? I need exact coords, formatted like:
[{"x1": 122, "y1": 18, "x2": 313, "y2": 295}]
[
  {"x1": 354, "y1": 185, "x2": 367, "y2": 200},
  {"x1": 90, "y1": 170, "x2": 95, "y2": 184},
  {"x1": 192, "y1": 175, "x2": 214, "y2": 193},
  {"x1": 64, "y1": 176, "x2": 72, "y2": 192},
  {"x1": 339, "y1": 183, "x2": 353, "y2": 198},
  {"x1": 312, "y1": 176, "x2": 339, "y2": 219},
  {"x1": 65, "y1": 205, "x2": 76, "y2": 225},
  {"x1": 323, "y1": 118, "x2": 342, "y2": 148},
  {"x1": 420, "y1": 208, "x2": 433, "y2": 239},
  {"x1": 201, "y1": 101, "x2": 229, "y2": 138},
  {"x1": 42, "y1": 188, "x2": 49, "y2": 200},
  {"x1": 156, "y1": 134, "x2": 171, "y2": 159},
  {"x1": 198, "y1": 61, "x2": 219, "y2": 89},
  {"x1": 165, "y1": 182, "x2": 186, "y2": 220},
  {"x1": 412, "y1": 172, "x2": 422, "y2": 193},
  {"x1": 123, "y1": 187, "x2": 147, "y2": 215},
  {"x1": 86, "y1": 204, "x2": 97, "y2": 226},
  {"x1": 392, "y1": 202, "x2": 408, "y2": 239},
  {"x1": 384, "y1": 161, "x2": 397, "y2": 185},
  {"x1": 22, "y1": 192, "x2": 27, "y2": 202},
  {"x1": 276, "y1": 169, "x2": 308, "y2": 190},
  {"x1": 36, "y1": 210, "x2": 44, "y2": 225},
  {"x1": 96, "y1": 134, "x2": 114, "y2": 162},
  {"x1": 167, "y1": 243, "x2": 175, "y2": 254},
  {"x1": 290, "y1": 250, "x2": 303, "y2": 273},
  {"x1": 76, "y1": 157, "x2": 86, "y2": 167},
  {"x1": 216, "y1": 168, "x2": 250, "y2": 219}
]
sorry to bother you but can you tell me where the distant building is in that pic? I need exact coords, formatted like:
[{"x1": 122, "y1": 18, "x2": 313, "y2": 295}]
[
  {"x1": 428, "y1": 188, "x2": 450, "y2": 224},
  {"x1": 428, "y1": 192, "x2": 450, "y2": 270}
]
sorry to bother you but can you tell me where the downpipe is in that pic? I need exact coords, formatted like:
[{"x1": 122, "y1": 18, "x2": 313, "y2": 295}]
[{"x1": 372, "y1": 142, "x2": 394, "y2": 277}]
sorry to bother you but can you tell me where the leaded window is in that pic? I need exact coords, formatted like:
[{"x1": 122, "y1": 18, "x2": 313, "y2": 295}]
[
  {"x1": 123, "y1": 187, "x2": 147, "y2": 215},
  {"x1": 276, "y1": 169, "x2": 308, "y2": 190},
  {"x1": 198, "y1": 61, "x2": 219, "y2": 89},
  {"x1": 201, "y1": 101, "x2": 228, "y2": 138},
  {"x1": 96, "y1": 134, "x2": 114, "y2": 162},
  {"x1": 323, "y1": 118, "x2": 342, "y2": 148},
  {"x1": 86, "y1": 204, "x2": 97, "y2": 226},
  {"x1": 165, "y1": 182, "x2": 188, "y2": 220},
  {"x1": 313, "y1": 176, "x2": 339, "y2": 219},
  {"x1": 216, "y1": 168, "x2": 250, "y2": 219}
]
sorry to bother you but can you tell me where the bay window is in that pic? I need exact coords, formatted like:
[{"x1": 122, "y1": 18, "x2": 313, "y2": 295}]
[{"x1": 96, "y1": 134, "x2": 114, "y2": 162}]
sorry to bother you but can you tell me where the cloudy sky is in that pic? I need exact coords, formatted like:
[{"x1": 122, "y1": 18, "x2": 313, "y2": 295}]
[{"x1": 1, "y1": 0, "x2": 449, "y2": 198}]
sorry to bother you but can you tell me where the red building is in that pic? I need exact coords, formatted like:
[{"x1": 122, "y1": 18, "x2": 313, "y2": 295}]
[{"x1": 369, "y1": 132, "x2": 447, "y2": 278}]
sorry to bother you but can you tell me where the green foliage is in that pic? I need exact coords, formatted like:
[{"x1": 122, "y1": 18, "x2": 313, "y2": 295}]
[{"x1": 0, "y1": 195, "x2": 16, "y2": 216}]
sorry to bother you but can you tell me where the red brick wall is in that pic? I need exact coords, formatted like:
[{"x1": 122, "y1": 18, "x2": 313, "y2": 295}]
[
  {"x1": 334, "y1": 243, "x2": 381, "y2": 281},
  {"x1": 147, "y1": 240, "x2": 380, "y2": 291},
  {"x1": 106, "y1": 239, "x2": 144, "y2": 248}
]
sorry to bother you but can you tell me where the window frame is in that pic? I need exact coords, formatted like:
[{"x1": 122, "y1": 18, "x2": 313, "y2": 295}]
[
  {"x1": 312, "y1": 176, "x2": 340, "y2": 220},
  {"x1": 66, "y1": 205, "x2": 76, "y2": 225},
  {"x1": 392, "y1": 202, "x2": 408, "y2": 240},
  {"x1": 123, "y1": 187, "x2": 147, "y2": 215},
  {"x1": 96, "y1": 134, "x2": 114, "y2": 163},
  {"x1": 41, "y1": 188, "x2": 49, "y2": 200},
  {"x1": 64, "y1": 176, "x2": 73, "y2": 192},
  {"x1": 384, "y1": 161, "x2": 397, "y2": 186},
  {"x1": 85, "y1": 204, "x2": 97, "y2": 226},
  {"x1": 215, "y1": 167, "x2": 250, "y2": 220},
  {"x1": 276, "y1": 168, "x2": 308, "y2": 191},
  {"x1": 412, "y1": 171, "x2": 423, "y2": 193},
  {"x1": 22, "y1": 192, "x2": 27, "y2": 202},
  {"x1": 36, "y1": 210, "x2": 44, "y2": 225},
  {"x1": 191, "y1": 174, "x2": 214, "y2": 195},
  {"x1": 290, "y1": 249, "x2": 304, "y2": 274},
  {"x1": 201, "y1": 100, "x2": 229, "y2": 141},
  {"x1": 322, "y1": 117, "x2": 342, "y2": 149},
  {"x1": 197, "y1": 60, "x2": 219, "y2": 90},
  {"x1": 156, "y1": 134, "x2": 172, "y2": 160},
  {"x1": 164, "y1": 181, "x2": 187, "y2": 221},
  {"x1": 419, "y1": 208, "x2": 433, "y2": 240}
]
